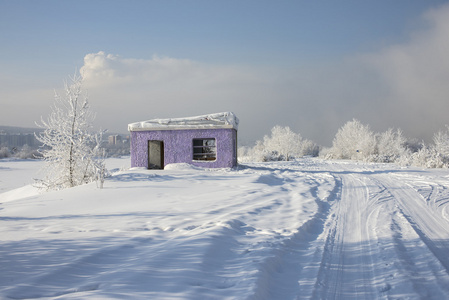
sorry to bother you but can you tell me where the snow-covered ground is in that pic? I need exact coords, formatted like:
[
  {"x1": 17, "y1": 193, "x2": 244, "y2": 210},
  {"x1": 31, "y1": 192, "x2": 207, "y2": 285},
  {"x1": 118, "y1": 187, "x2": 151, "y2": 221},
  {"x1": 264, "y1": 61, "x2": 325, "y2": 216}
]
[{"x1": 1, "y1": 157, "x2": 449, "y2": 299}]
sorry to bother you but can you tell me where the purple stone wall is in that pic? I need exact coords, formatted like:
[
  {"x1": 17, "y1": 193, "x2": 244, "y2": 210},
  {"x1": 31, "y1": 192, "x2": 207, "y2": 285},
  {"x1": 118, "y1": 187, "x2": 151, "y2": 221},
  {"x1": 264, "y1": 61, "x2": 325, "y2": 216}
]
[{"x1": 130, "y1": 128, "x2": 237, "y2": 168}]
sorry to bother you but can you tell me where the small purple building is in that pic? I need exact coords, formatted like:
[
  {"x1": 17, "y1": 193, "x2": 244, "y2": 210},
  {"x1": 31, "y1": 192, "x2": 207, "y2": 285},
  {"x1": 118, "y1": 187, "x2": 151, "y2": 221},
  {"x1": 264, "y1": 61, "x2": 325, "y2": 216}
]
[{"x1": 128, "y1": 112, "x2": 239, "y2": 169}]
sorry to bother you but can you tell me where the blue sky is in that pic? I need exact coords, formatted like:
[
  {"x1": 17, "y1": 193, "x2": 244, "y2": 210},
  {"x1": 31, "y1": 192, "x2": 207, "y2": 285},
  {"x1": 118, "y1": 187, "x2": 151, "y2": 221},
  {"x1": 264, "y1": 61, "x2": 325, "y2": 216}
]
[
  {"x1": 1, "y1": 1, "x2": 440, "y2": 66},
  {"x1": 1, "y1": 0, "x2": 449, "y2": 145}
]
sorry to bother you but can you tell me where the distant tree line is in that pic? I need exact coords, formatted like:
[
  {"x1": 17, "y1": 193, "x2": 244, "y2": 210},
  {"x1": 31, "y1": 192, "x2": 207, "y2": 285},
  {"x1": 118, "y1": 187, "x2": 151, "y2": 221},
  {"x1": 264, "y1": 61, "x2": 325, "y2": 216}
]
[
  {"x1": 239, "y1": 119, "x2": 449, "y2": 168},
  {"x1": 0, "y1": 135, "x2": 129, "y2": 160}
]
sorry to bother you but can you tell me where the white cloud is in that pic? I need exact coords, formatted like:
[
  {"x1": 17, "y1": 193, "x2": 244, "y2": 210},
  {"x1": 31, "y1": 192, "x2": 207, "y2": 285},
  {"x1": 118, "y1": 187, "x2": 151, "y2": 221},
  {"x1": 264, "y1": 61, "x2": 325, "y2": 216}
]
[
  {"x1": 82, "y1": 52, "x2": 196, "y2": 84},
  {"x1": 80, "y1": 51, "x2": 282, "y2": 142}
]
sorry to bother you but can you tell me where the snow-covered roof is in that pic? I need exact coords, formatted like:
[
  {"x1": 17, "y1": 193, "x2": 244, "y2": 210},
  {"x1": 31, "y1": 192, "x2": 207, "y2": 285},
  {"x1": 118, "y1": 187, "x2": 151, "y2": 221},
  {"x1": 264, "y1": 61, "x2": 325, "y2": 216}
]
[{"x1": 128, "y1": 112, "x2": 239, "y2": 131}]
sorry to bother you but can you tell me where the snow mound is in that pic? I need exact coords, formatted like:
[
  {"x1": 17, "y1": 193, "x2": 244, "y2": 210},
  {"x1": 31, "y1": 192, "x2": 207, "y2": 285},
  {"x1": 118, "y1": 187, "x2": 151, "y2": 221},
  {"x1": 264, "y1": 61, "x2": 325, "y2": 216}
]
[
  {"x1": 129, "y1": 167, "x2": 149, "y2": 171},
  {"x1": 0, "y1": 184, "x2": 40, "y2": 202},
  {"x1": 164, "y1": 163, "x2": 203, "y2": 170}
]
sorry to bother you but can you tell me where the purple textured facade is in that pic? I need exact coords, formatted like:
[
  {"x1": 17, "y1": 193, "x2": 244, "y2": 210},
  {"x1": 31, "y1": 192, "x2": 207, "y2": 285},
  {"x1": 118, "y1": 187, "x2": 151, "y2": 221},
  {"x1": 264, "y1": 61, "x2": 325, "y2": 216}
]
[{"x1": 130, "y1": 128, "x2": 237, "y2": 169}]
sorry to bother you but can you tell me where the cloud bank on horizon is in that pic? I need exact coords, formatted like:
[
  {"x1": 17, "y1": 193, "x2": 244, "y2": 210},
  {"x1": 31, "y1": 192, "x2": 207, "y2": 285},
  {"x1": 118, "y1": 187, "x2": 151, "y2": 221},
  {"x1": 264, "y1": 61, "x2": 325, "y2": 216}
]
[{"x1": 2, "y1": 2, "x2": 449, "y2": 146}]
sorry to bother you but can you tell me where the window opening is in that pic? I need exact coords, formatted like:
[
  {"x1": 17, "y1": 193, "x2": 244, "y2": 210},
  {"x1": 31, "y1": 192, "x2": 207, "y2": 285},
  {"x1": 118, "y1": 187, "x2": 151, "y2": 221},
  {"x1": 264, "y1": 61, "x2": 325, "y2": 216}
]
[{"x1": 193, "y1": 138, "x2": 216, "y2": 161}]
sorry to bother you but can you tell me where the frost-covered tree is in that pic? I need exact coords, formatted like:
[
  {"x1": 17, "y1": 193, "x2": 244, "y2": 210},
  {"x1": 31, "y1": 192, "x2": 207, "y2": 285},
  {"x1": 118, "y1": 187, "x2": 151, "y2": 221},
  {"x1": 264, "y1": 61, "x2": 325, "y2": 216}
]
[
  {"x1": 434, "y1": 125, "x2": 449, "y2": 161},
  {"x1": 399, "y1": 126, "x2": 449, "y2": 168},
  {"x1": 411, "y1": 125, "x2": 449, "y2": 168},
  {"x1": 328, "y1": 120, "x2": 409, "y2": 163},
  {"x1": 408, "y1": 143, "x2": 445, "y2": 168},
  {"x1": 262, "y1": 125, "x2": 302, "y2": 161},
  {"x1": 240, "y1": 125, "x2": 306, "y2": 162},
  {"x1": 250, "y1": 140, "x2": 272, "y2": 162},
  {"x1": 329, "y1": 119, "x2": 376, "y2": 160},
  {"x1": 35, "y1": 74, "x2": 106, "y2": 190},
  {"x1": 375, "y1": 128, "x2": 407, "y2": 163}
]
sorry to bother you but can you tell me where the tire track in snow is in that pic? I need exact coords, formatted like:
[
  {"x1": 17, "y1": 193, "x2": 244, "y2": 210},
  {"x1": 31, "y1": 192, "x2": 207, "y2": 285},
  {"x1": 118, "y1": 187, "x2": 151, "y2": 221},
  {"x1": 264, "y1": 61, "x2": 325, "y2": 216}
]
[
  {"x1": 367, "y1": 175, "x2": 449, "y2": 298},
  {"x1": 389, "y1": 211, "x2": 449, "y2": 298},
  {"x1": 313, "y1": 173, "x2": 380, "y2": 299},
  {"x1": 247, "y1": 174, "x2": 338, "y2": 300},
  {"x1": 401, "y1": 175, "x2": 449, "y2": 223},
  {"x1": 315, "y1": 167, "x2": 449, "y2": 299},
  {"x1": 374, "y1": 174, "x2": 449, "y2": 273}
]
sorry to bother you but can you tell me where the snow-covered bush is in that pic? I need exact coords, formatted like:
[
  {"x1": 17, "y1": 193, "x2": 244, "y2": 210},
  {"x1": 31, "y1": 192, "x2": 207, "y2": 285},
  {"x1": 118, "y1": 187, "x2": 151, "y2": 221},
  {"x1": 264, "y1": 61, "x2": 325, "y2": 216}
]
[
  {"x1": 404, "y1": 128, "x2": 449, "y2": 169},
  {"x1": 35, "y1": 74, "x2": 107, "y2": 190},
  {"x1": 14, "y1": 144, "x2": 42, "y2": 159},
  {"x1": 404, "y1": 138, "x2": 422, "y2": 153},
  {"x1": 243, "y1": 140, "x2": 276, "y2": 162},
  {"x1": 237, "y1": 145, "x2": 250, "y2": 157},
  {"x1": 408, "y1": 144, "x2": 443, "y2": 168},
  {"x1": 0, "y1": 145, "x2": 42, "y2": 159},
  {"x1": 433, "y1": 125, "x2": 449, "y2": 166},
  {"x1": 372, "y1": 128, "x2": 407, "y2": 163},
  {"x1": 396, "y1": 126, "x2": 449, "y2": 168},
  {"x1": 318, "y1": 146, "x2": 331, "y2": 159},
  {"x1": 0, "y1": 146, "x2": 10, "y2": 158},
  {"x1": 300, "y1": 139, "x2": 320, "y2": 157}
]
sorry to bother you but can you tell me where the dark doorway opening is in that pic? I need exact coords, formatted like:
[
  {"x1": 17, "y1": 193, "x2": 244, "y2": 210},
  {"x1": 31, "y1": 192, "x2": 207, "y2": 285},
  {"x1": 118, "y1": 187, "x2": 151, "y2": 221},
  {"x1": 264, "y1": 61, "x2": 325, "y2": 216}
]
[{"x1": 148, "y1": 140, "x2": 164, "y2": 169}]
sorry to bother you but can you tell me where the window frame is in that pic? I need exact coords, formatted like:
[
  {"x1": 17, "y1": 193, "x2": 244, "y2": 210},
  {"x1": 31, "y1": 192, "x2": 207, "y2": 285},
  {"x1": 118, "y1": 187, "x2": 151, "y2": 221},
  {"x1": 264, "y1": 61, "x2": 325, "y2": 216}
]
[{"x1": 192, "y1": 138, "x2": 217, "y2": 161}]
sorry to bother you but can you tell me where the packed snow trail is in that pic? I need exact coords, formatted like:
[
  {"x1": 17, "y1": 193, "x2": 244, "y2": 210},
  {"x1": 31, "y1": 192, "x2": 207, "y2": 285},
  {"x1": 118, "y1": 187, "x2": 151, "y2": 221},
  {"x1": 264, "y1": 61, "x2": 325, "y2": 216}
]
[
  {"x1": 375, "y1": 173, "x2": 449, "y2": 270},
  {"x1": 313, "y1": 173, "x2": 379, "y2": 299},
  {"x1": 1, "y1": 158, "x2": 449, "y2": 299}
]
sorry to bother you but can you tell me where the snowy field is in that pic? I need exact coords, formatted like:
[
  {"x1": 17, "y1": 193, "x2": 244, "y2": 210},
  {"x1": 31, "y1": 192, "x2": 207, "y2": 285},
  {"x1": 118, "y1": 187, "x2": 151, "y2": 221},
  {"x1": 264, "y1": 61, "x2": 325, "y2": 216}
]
[{"x1": 1, "y1": 157, "x2": 449, "y2": 299}]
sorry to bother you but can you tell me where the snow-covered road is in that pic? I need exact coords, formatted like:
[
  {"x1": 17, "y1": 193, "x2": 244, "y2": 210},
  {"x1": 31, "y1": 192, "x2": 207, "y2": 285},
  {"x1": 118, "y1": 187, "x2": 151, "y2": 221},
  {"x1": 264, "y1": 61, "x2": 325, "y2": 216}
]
[
  {"x1": 315, "y1": 163, "x2": 449, "y2": 299},
  {"x1": 1, "y1": 158, "x2": 449, "y2": 299}
]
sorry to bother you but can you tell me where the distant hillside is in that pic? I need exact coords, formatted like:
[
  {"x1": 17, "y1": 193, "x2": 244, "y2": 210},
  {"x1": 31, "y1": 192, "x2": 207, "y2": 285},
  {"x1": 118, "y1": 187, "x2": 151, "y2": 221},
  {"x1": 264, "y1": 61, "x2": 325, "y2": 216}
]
[{"x1": 0, "y1": 125, "x2": 43, "y2": 134}]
